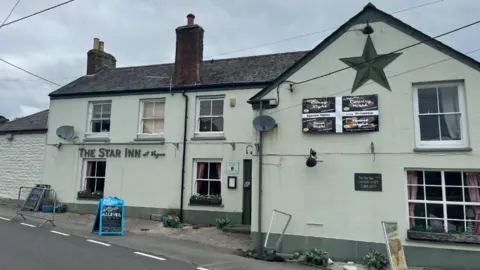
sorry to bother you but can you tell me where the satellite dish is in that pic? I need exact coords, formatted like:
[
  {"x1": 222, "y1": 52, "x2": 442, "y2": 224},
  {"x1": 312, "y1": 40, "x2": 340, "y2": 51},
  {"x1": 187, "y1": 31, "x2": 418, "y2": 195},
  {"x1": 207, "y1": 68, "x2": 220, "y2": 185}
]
[
  {"x1": 253, "y1": 115, "x2": 277, "y2": 132},
  {"x1": 56, "y1": 125, "x2": 75, "y2": 140}
]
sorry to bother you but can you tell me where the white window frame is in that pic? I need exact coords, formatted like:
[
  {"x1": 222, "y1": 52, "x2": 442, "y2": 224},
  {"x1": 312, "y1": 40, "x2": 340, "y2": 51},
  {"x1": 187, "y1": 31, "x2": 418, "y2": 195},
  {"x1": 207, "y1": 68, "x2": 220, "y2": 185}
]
[
  {"x1": 193, "y1": 160, "x2": 222, "y2": 196},
  {"x1": 137, "y1": 98, "x2": 165, "y2": 139},
  {"x1": 82, "y1": 159, "x2": 107, "y2": 193},
  {"x1": 412, "y1": 82, "x2": 468, "y2": 149},
  {"x1": 85, "y1": 101, "x2": 112, "y2": 139},
  {"x1": 406, "y1": 169, "x2": 480, "y2": 233},
  {"x1": 195, "y1": 96, "x2": 225, "y2": 137}
]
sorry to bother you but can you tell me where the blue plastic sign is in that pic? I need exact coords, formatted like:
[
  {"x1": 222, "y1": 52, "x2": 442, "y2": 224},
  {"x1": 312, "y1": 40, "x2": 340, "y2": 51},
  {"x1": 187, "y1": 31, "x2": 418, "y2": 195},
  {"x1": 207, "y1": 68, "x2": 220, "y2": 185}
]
[{"x1": 92, "y1": 196, "x2": 125, "y2": 236}]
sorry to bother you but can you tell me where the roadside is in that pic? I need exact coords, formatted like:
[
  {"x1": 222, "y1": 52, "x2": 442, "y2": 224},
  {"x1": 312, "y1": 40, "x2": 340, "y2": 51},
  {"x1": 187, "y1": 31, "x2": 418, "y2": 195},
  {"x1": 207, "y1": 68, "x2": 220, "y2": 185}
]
[{"x1": 0, "y1": 203, "x2": 311, "y2": 270}]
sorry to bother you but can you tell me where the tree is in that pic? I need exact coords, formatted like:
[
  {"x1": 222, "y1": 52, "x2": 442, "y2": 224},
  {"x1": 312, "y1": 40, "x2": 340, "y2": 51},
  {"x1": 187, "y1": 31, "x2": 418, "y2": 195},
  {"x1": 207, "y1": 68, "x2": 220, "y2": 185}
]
[{"x1": 0, "y1": 115, "x2": 8, "y2": 125}]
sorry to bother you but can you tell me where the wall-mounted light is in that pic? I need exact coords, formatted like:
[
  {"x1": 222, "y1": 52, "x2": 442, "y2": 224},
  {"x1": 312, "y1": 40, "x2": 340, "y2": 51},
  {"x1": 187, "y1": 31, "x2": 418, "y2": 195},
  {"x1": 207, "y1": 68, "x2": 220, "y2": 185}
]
[
  {"x1": 306, "y1": 148, "x2": 317, "y2": 168},
  {"x1": 362, "y1": 21, "x2": 374, "y2": 35}
]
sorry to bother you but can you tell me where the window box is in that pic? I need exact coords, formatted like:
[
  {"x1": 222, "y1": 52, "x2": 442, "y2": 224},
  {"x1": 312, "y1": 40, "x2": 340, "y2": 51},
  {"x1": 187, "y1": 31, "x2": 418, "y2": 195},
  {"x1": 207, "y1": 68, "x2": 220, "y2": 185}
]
[
  {"x1": 189, "y1": 195, "x2": 222, "y2": 206},
  {"x1": 407, "y1": 230, "x2": 480, "y2": 244},
  {"x1": 77, "y1": 191, "x2": 103, "y2": 200}
]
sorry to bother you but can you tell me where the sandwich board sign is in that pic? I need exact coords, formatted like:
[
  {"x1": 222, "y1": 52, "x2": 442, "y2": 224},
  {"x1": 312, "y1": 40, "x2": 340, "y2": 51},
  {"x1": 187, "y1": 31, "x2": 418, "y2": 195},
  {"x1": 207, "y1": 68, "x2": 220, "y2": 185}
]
[
  {"x1": 381, "y1": 221, "x2": 408, "y2": 270},
  {"x1": 92, "y1": 196, "x2": 125, "y2": 236}
]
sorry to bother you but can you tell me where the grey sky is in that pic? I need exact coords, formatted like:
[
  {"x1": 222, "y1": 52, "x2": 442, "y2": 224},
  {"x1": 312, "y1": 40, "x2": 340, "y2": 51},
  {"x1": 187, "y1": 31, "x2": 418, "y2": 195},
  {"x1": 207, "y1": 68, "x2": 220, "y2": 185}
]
[{"x1": 0, "y1": 0, "x2": 479, "y2": 119}]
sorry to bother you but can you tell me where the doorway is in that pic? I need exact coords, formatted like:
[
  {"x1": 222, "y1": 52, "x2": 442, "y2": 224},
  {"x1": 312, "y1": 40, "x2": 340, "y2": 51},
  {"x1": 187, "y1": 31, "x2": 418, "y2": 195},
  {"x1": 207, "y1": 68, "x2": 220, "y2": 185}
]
[{"x1": 242, "y1": 159, "x2": 252, "y2": 225}]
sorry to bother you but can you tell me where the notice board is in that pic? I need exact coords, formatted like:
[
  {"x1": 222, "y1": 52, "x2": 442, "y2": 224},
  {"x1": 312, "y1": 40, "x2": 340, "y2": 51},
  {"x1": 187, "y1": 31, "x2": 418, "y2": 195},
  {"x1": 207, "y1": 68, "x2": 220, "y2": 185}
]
[{"x1": 92, "y1": 196, "x2": 125, "y2": 236}]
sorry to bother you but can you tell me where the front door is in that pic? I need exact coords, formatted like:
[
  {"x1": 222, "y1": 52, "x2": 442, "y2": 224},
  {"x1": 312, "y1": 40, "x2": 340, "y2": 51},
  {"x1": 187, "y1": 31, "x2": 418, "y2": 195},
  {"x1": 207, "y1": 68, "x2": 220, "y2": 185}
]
[{"x1": 242, "y1": 159, "x2": 252, "y2": 225}]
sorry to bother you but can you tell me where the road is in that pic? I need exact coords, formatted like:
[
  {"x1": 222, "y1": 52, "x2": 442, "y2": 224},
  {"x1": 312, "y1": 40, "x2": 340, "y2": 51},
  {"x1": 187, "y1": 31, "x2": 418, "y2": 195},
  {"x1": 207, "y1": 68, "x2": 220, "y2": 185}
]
[{"x1": 0, "y1": 218, "x2": 199, "y2": 270}]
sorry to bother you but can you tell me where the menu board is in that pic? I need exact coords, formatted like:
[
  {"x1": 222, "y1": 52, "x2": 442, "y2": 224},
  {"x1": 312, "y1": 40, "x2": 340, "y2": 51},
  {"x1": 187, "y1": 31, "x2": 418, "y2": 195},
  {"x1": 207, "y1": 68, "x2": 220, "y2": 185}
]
[
  {"x1": 92, "y1": 196, "x2": 124, "y2": 236},
  {"x1": 302, "y1": 95, "x2": 379, "y2": 133}
]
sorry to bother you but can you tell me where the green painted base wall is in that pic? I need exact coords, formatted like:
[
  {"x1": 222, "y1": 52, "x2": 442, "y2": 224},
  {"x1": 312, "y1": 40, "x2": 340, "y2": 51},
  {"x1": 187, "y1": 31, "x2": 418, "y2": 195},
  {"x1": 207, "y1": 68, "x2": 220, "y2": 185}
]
[{"x1": 251, "y1": 232, "x2": 480, "y2": 270}]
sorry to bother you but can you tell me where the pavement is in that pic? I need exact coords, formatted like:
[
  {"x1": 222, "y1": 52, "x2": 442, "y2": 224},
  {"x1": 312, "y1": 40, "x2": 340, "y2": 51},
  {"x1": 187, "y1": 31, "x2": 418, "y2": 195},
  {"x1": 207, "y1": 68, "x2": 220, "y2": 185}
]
[
  {"x1": 0, "y1": 205, "x2": 310, "y2": 270},
  {"x1": 0, "y1": 218, "x2": 197, "y2": 270}
]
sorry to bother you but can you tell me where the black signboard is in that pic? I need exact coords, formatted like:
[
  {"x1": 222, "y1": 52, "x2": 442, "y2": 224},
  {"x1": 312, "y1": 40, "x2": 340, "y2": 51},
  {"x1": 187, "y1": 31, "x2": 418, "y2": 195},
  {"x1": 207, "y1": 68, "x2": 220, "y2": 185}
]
[
  {"x1": 23, "y1": 188, "x2": 46, "y2": 211},
  {"x1": 354, "y1": 173, "x2": 382, "y2": 192},
  {"x1": 302, "y1": 94, "x2": 379, "y2": 133},
  {"x1": 92, "y1": 196, "x2": 124, "y2": 236}
]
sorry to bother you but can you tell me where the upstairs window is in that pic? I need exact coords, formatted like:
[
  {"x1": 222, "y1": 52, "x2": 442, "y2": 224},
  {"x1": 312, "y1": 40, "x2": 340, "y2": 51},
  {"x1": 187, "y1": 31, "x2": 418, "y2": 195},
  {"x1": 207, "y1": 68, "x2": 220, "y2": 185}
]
[
  {"x1": 196, "y1": 97, "x2": 224, "y2": 134},
  {"x1": 139, "y1": 99, "x2": 165, "y2": 135},
  {"x1": 413, "y1": 82, "x2": 467, "y2": 149},
  {"x1": 88, "y1": 101, "x2": 111, "y2": 135}
]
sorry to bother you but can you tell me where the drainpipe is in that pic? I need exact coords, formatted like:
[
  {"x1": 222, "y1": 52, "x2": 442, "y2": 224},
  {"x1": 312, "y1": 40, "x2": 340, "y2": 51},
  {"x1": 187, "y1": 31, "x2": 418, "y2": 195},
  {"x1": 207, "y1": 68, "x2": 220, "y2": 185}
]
[
  {"x1": 257, "y1": 101, "x2": 264, "y2": 252},
  {"x1": 179, "y1": 90, "x2": 189, "y2": 222}
]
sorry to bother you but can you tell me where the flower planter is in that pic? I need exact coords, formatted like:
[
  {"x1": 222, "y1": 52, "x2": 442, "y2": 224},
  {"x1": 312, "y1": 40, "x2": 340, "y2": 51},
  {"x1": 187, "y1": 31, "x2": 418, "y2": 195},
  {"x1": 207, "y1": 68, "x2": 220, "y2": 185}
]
[
  {"x1": 407, "y1": 230, "x2": 480, "y2": 244},
  {"x1": 77, "y1": 191, "x2": 103, "y2": 200},
  {"x1": 189, "y1": 197, "x2": 222, "y2": 206}
]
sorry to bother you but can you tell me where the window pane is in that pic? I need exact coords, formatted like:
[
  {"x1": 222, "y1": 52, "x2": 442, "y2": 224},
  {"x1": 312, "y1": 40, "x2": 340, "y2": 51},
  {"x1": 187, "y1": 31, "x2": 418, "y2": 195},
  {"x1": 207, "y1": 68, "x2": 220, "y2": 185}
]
[
  {"x1": 100, "y1": 120, "x2": 110, "y2": 132},
  {"x1": 418, "y1": 88, "x2": 438, "y2": 114},
  {"x1": 196, "y1": 162, "x2": 208, "y2": 179},
  {"x1": 153, "y1": 102, "x2": 165, "y2": 118},
  {"x1": 96, "y1": 178, "x2": 105, "y2": 193},
  {"x1": 447, "y1": 204, "x2": 464, "y2": 220},
  {"x1": 209, "y1": 181, "x2": 221, "y2": 196},
  {"x1": 208, "y1": 162, "x2": 221, "y2": 179},
  {"x1": 212, "y1": 117, "x2": 224, "y2": 132},
  {"x1": 447, "y1": 220, "x2": 465, "y2": 233},
  {"x1": 199, "y1": 100, "x2": 211, "y2": 116},
  {"x1": 466, "y1": 206, "x2": 480, "y2": 220},
  {"x1": 425, "y1": 171, "x2": 441, "y2": 185},
  {"x1": 465, "y1": 187, "x2": 480, "y2": 203},
  {"x1": 439, "y1": 114, "x2": 461, "y2": 140},
  {"x1": 427, "y1": 203, "x2": 444, "y2": 218},
  {"x1": 413, "y1": 203, "x2": 426, "y2": 218},
  {"x1": 196, "y1": 180, "x2": 208, "y2": 195},
  {"x1": 427, "y1": 219, "x2": 445, "y2": 232},
  {"x1": 446, "y1": 187, "x2": 463, "y2": 202},
  {"x1": 464, "y1": 175, "x2": 480, "y2": 187},
  {"x1": 411, "y1": 218, "x2": 426, "y2": 229},
  {"x1": 408, "y1": 185, "x2": 424, "y2": 200},
  {"x1": 143, "y1": 119, "x2": 154, "y2": 133},
  {"x1": 438, "y1": 87, "x2": 459, "y2": 113},
  {"x1": 153, "y1": 119, "x2": 164, "y2": 133},
  {"x1": 445, "y1": 172, "x2": 462, "y2": 186},
  {"x1": 102, "y1": 104, "x2": 111, "y2": 118},
  {"x1": 93, "y1": 104, "x2": 102, "y2": 118},
  {"x1": 96, "y1": 162, "x2": 106, "y2": 177},
  {"x1": 419, "y1": 115, "x2": 440, "y2": 141},
  {"x1": 86, "y1": 178, "x2": 96, "y2": 192},
  {"x1": 199, "y1": 117, "x2": 212, "y2": 132},
  {"x1": 425, "y1": 186, "x2": 442, "y2": 201},
  {"x1": 91, "y1": 120, "x2": 102, "y2": 132},
  {"x1": 212, "y1": 100, "x2": 224, "y2": 115},
  {"x1": 143, "y1": 102, "x2": 154, "y2": 118}
]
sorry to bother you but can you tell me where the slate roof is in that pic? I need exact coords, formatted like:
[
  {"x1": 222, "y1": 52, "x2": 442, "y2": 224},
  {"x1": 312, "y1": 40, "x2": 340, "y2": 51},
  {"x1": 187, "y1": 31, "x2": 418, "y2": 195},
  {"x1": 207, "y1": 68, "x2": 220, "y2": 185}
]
[
  {"x1": 49, "y1": 51, "x2": 309, "y2": 97},
  {"x1": 0, "y1": 109, "x2": 49, "y2": 134},
  {"x1": 249, "y1": 3, "x2": 480, "y2": 101}
]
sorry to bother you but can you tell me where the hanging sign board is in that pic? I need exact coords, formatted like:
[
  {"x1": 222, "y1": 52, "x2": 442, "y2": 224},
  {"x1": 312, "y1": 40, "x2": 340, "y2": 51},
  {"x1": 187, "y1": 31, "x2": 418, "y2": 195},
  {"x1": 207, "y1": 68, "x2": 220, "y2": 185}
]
[
  {"x1": 92, "y1": 196, "x2": 125, "y2": 236},
  {"x1": 302, "y1": 95, "x2": 379, "y2": 133},
  {"x1": 382, "y1": 221, "x2": 408, "y2": 270}
]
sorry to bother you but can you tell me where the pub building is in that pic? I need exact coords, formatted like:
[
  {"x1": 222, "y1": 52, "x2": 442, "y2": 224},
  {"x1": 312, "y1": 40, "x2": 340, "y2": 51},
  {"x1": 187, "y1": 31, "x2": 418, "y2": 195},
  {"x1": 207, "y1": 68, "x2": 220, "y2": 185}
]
[{"x1": 39, "y1": 4, "x2": 480, "y2": 268}]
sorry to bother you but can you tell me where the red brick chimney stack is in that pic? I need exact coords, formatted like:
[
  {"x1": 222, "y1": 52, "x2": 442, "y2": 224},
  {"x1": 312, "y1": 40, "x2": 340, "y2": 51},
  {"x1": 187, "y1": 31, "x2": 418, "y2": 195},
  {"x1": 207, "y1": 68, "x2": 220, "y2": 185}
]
[{"x1": 174, "y1": 13, "x2": 204, "y2": 85}]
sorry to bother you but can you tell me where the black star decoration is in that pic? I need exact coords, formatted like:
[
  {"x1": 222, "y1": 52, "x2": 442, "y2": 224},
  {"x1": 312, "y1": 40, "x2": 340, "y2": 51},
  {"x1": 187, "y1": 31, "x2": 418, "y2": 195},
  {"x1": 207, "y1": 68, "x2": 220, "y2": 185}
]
[{"x1": 340, "y1": 35, "x2": 402, "y2": 93}]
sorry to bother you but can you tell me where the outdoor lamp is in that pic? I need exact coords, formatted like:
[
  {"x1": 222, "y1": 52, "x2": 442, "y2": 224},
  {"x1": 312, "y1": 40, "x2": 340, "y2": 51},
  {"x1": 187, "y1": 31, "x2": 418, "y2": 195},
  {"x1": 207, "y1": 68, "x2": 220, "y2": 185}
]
[{"x1": 306, "y1": 149, "x2": 317, "y2": 168}]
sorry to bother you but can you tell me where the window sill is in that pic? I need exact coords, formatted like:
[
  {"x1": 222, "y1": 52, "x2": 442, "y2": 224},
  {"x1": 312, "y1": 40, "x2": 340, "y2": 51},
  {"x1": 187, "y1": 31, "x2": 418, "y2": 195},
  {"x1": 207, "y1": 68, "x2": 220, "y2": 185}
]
[
  {"x1": 407, "y1": 230, "x2": 480, "y2": 245},
  {"x1": 191, "y1": 135, "x2": 226, "y2": 141},
  {"x1": 84, "y1": 133, "x2": 110, "y2": 142},
  {"x1": 413, "y1": 147, "x2": 472, "y2": 153},
  {"x1": 134, "y1": 135, "x2": 165, "y2": 143}
]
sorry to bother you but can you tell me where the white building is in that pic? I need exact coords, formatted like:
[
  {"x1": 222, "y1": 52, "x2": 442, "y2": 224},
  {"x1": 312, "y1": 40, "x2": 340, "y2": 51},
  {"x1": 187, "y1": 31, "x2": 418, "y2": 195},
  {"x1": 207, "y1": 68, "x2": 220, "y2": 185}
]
[
  {"x1": 0, "y1": 110, "x2": 48, "y2": 201},
  {"x1": 41, "y1": 4, "x2": 480, "y2": 268},
  {"x1": 249, "y1": 4, "x2": 480, "y2": 269}
]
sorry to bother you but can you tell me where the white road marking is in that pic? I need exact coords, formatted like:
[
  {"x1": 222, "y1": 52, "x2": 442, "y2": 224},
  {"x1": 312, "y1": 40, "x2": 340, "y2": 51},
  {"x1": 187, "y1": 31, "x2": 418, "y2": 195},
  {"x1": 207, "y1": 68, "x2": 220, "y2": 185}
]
[
  {"x1": 197, "y1": 267, "x2": 210, "y2": 270},
  {"x1": 86, "y1": 239, "x2": 111, "y2": 246},
  {"x1": 20, "y1": 223, "x2": 36, "y2": 227},
  {"x1": 0, "y1": 217, "x2": 10, "y2": 221},
  {"x1": 133, "y1": 252, "x2": 166, "y2": 261},
  {"x1": 50, "y1": 230, "x2": 70, "y2": 236}
]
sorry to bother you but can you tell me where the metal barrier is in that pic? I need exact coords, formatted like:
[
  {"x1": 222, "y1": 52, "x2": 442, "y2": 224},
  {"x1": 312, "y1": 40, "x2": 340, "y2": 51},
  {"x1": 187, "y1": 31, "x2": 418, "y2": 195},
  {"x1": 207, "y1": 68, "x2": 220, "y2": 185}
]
[{"x1": 12, "y1": 186, "x2": 57, "y2": 227}]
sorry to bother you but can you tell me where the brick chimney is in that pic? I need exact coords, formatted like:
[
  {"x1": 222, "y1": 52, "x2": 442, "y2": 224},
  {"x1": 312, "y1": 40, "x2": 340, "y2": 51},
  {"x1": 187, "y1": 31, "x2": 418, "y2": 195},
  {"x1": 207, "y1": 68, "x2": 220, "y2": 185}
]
[
  {"x1": 87, "y1": 38, "x2": 117, "y2": 75},
  {"x1": 174, "y1": 14, "x2": 204, "y2": 85}
]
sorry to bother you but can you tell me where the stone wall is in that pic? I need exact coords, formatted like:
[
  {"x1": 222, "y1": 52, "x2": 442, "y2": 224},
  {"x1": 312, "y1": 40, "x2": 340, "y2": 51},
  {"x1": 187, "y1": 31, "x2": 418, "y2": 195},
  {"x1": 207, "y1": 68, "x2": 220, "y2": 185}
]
[{"x1": 0, "y1": 133, "x2": 46, "y2": 199}]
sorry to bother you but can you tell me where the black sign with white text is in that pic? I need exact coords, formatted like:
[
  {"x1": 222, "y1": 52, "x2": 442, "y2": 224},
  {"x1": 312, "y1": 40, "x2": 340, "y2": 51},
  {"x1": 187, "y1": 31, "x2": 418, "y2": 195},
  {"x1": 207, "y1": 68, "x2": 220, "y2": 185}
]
[{"x1": 354, "y1": 173, "x2": 382, "y2": 192}]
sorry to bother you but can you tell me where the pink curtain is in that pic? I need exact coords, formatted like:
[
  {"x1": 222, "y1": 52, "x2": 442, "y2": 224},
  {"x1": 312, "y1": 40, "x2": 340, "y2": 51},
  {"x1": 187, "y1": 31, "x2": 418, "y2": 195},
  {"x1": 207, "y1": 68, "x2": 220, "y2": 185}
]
[
  {"x1": 196, "y1": 163, "x2": 206, "y2": 194},
  {"x1": 86, "y1": 162, "x2": 93, "y2": 192},
  {"x1": 466, "y1": 173, "x2": 480, "y2": 233},
  {"x1": 407, "y1": 171, "x2": 418, "y2": 226},
  {"x1": 216, "y1": 163, "x2": 222, "y2": 192}
]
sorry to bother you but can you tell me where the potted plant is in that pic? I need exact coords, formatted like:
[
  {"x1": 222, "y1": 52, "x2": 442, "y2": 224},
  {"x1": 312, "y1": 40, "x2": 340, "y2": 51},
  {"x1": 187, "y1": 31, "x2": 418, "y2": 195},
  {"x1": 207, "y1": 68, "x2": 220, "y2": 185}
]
[
  {"x1": 77, "y1": 190, "x2": 103, "y2": 200},
  {"x1": 189, "y1": 194, "x2": 222, "y2": 206}
]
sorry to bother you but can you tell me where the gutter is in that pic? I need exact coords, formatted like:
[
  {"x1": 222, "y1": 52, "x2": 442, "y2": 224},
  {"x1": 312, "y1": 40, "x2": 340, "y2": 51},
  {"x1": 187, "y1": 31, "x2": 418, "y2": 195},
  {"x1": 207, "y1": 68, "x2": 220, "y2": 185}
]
[{"x1": 179, "y1": 90, "x2": 189, "y2": 222}]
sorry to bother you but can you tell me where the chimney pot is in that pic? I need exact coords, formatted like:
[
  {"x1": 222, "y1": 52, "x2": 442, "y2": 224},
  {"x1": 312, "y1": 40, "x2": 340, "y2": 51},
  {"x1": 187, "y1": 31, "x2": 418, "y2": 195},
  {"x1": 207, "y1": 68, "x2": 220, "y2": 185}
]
[
  {"x1": 187, "y1": 13, "x2": 195, "y2": 25},
  {"x1": 99, "y1": 41, "x2": 104, "y2": 51},
  {"x1": 93, "y1": 38, "x2": 100, "y2": 50}
]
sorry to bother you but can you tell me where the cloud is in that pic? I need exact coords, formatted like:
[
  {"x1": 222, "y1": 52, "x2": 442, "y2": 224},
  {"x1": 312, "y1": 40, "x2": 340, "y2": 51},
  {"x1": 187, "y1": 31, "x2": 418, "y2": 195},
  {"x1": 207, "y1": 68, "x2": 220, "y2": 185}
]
[{"x1": 0, "y1": 0, "x2": 479, "y2": 118}]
